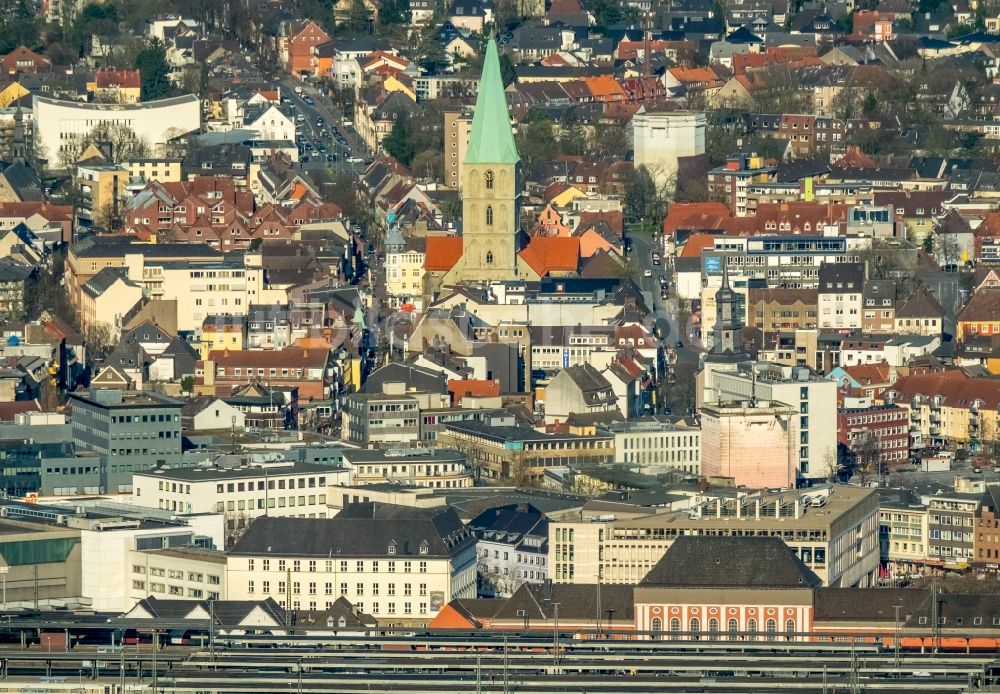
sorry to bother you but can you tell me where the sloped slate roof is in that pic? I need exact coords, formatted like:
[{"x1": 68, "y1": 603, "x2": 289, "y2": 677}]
[
  {"x1": 229, "y1": 502, "x2": 474, "y2": 558},
  {"x1": 640, "y1": 536, "x2": 822, "y2": 588}
]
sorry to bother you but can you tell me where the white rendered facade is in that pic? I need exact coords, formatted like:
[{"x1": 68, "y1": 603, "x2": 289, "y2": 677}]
[
  {"x1": 78, "y1": 514, "x2": 223, "y2": 612},
  {"x1": 608, "y1": 421, "x2": 702, "y2": 473},
  {"x1": 132, "y1": 462, "x2": 351, "y2": 517},
  {"x1": 33, "y1": 94, "x2": 201, "y2": 165},
  {"x1": 632, "y1": 110, "x2": 706, "y2": 190}
]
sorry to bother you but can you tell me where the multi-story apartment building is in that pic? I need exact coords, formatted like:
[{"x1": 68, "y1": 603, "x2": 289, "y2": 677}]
[
  {"x1": 469, "y1": 503, "x2": 549, "y2": 598},
  {"x1": 861, "y1": 279, "x2": 896, "y2": 333},
  {"x1": 818, "y1": 262, "x2": 865, "y2": 330},
  {"x1": 124, "y1": 157, "x2": 183, "y2": 186},
  {"x1": 69, "y1": 389, "x2": 183, "y2": 494},
  {"x1": 549, "y1": 485, "x2": 879, "y2": 588},
  {"x1": 889, "y1": 371, "x2": 1000, "y2": 453},
  {"x1": 529, "y1": 325, "x2": 616, "y2": 372},
  {"x1": 701, "y1": 236, "x2": 855, "y2": 290},
  {"x1": 341, "y1": 448, "x2": 473, "y2": 489},
  {"x1": 124, "y1": 256, "x2": 256, "y2": 333},
  {"x1": 925, "y1": 492, "x2": 978, "y2": 570},
  {"x1": 743, "y1": 181, "x2": 873, "y2": 216},
  {"x1": 199, "y1": 347, "x2": 333, "y2": 401},
  {"x1": 602, "y1": 418, "x2": 701, "y2": 474},
  {"x1": 344, "y1": 388, "x2": 450, "y2": 447},
  {"x1": 707, "y1": 154, "x2": 777, "y2": 216},
  {"x1": 701, "y1": 363, "x2": 837, "y2": 482},
  {"x1": 384, "y1": 232, "x2": 426, "y2": 311},
  {"x1": 838, "y1": 403, "x2": 910, "y2": 468},
  {"x1": 74, "y1": 163, "x2": 127, "y2": 226},
  {"x1": 244, "y1": 303, "x2": 327, "y2": 351},
  {"x1": 974, "y1": 486, "x2": 1000, "y2": 571},
  {"x1": 226, "y1": 502, "x2": 477, "y2": 625},
  {"x1": 746, "y1": 287, "x2": 818, "y2": 333},
  {"x1": 879, "y1": 501, "x2": 929, "y2": 577}
]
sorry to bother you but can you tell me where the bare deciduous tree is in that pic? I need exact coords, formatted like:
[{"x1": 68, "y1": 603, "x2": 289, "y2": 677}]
[
  {"x1": 83, "y1": 321, "x2": 116, "y2": 360},
  {"x1": 476, "y1": 550, "x2": 526, "y2": 598},
  {"x1": 59, "y1": 122, "x2": 151, "y2": 170}
]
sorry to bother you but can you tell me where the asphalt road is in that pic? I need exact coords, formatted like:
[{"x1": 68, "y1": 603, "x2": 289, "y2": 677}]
[
  {"x1": 279, "y1": 78, "x2": 369, "y2": 177},
  {"x1": 629, "y1": 231, "x2": 700, "y2": 366}
]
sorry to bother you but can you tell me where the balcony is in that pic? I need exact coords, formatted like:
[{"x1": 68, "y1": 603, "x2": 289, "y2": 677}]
[
  {"x1": 930, "y1": 425, "x2": 940, "y2": 436},
  {"x1": 929, "y1": 413, "x2": 940, "y2": 424}
]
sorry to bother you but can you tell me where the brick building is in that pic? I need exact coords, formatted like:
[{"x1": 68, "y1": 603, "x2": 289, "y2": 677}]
[
  {"x1": 837, "y1": 404, "x2": 910, "y2": 472},
  {"x1": 975, "y1": 486, "x2": 1000, "y2": 571},
  {"x1": 198, "y1": 347, "x2": 333, "y2": 401}
]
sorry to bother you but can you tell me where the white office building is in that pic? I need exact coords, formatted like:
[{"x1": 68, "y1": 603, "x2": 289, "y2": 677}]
[
  {"x1": 33, "y1": 94, "x2": 201, "y2": 165},
  {"x1": 226, "y1": 503, "x2": 477, "y2": 625},
  {"x1": 132, "y1": 458, "x2": 351, "y2": 520},
  {"x1": 602, "y1": 419, "x2": 702, "y2": 475}
]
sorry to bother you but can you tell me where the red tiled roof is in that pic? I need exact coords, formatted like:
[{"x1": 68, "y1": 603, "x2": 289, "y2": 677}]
[
  {"x1": 958, "y1": 289, "x2": 1000, "y2": 323},
  {"x1": 668, "y1": 66, "x2": 722, "y2": 84},
  {"x1": 577, "y1": 210, "x2": 624, "y2": 238},
  {"x1": 678, "y1": 232, "x2": 718, "y2": 258},
  {"x1": 892, "y1": 370, "x2": 1000, "y2": 410},
  {"x1": 582, "y1": 75, "x2": 627, "y2": 99},
  {"x1": 723, "y1": 202, "x2": 847, "y2": 236},
  {"x1": 0, "y1": 399, "x2": 40, "y2": 422},
  {"x1": 0, "y1": 202, "x2": 73, "y2": 221},
  {"x1": 732, "y1": 47, "x2": 817, "y2": 75},
  {"x1": 834, "y1": 146, "x2": 877, "y2": 169},
  {"x1": 662, "y1": 202, "x2": 731, "y2": 237},
  {"x1": 208, "y1": 347, "x2": 329, "y2": 369},
  {"x1": 424, "y1": 235, "x2": 464, "y2": 272},
  {"x1": 518, "y1": 236, "x2": 580, "y2": 277},
  {"x1": 94, "y1": 68, "x2": 140, "y2": 89},
  {"x1": 448, "y1": 379, "x2": 501, "y2": 404},
  {"x1": 842, "y1": 362, "x2": 893, "y2": 386}
]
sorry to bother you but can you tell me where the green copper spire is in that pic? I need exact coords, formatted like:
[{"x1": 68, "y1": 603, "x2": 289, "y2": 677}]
[{"x1": 465, "y1": 38, "x2": 519, "y2": 165}]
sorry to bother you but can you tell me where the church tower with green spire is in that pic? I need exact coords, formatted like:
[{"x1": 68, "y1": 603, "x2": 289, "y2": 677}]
[{"x1": 441, "y1": 38, "x2": 522, "y2": 284}]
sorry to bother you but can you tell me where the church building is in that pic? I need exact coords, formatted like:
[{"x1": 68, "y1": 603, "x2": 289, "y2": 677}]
[{"x1": 424, "y1": 39, "x2": 565, "y2": 299}]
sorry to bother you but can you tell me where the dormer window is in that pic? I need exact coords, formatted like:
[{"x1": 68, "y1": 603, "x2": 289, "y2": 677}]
[
  {"x1": 419, "y1": 542, "x2": 429, "y2": 555},
  {"x1": 387, "y1": 544, "x2": 396, "y2": 555}
]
